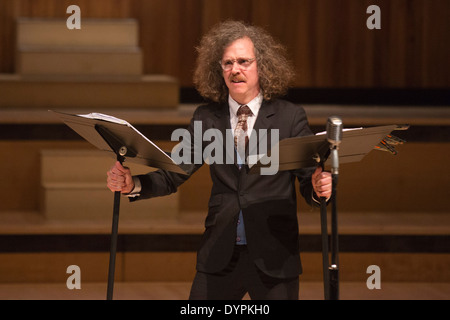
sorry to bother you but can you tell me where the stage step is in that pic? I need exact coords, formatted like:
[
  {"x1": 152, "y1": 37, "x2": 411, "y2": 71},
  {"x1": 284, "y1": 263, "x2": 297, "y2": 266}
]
[
  {"x1": 40, "y1": 149, "x2": 179, "y2": 221},
  {"x1": 1, "y1": 281, "x2": 448, "y2": 300},
  {"x1": 0, "y1": 246, "x2": 448, "y2": 283},
  {"x1": 17, "y1": 18, "x2": 139, "y2": 48},
  {"x1": 0, "y1": 210, "x2": 448, "y2": 283},
  {"x1": 0, "y1": 74, "x2": 179, "y2": 109},
  {"x1": 5, "y1": 18, "x2": 180, "y2": 108},
  {"x1": 16, "y1": 18, "x2": 142, "y2": 77},
  {"x1": 17, "y1": 47, "x2": 143, "y2": 76}
]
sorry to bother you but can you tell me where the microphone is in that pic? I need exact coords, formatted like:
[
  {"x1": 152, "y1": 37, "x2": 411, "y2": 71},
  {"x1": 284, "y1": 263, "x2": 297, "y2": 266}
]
[
  {"x1": 326, "y1": 116, "x2": 343, "y2": 175},
  {"x1": 326, "y1": 116, "x2": 343, "y2": 149}
]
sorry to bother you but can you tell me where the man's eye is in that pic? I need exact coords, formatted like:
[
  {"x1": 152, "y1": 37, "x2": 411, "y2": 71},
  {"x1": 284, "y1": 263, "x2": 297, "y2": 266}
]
[
  {"x1": 238, "y1": 59, "x2": 249, "y2": 65},
  {"x1": 224, "y1": 60, "x2": 233, "y2": 65}
]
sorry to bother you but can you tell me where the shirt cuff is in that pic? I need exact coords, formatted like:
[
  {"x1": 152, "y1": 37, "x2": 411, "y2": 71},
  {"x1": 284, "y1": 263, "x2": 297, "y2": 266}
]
[
  {"x1": 312, "y1": 190, "x2": 331, "y2": 204},
  {"x1": 125, "y1": 176, "x2": 142, "y2": 198}
]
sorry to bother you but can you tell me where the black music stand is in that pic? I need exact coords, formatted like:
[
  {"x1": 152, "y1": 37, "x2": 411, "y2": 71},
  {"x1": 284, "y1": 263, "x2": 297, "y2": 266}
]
[
  {"x1": 249, "y1": 124, "x2": 408, "y2": 300},
  {"x1": 51, "y1": 111, "x2": 188, "y2": 300}
]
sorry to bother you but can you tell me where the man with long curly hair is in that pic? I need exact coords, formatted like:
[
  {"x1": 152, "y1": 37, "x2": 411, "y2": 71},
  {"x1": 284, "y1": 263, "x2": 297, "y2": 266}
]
[{"x1": 107, "y1": 20, "x2": 332, "y2": 300}]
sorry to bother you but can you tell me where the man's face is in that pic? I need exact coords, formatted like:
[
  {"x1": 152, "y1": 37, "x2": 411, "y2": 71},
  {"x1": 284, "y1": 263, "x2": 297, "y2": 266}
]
[{"x1": 222, "y1": 37, "x2": 260, "y2": 105}]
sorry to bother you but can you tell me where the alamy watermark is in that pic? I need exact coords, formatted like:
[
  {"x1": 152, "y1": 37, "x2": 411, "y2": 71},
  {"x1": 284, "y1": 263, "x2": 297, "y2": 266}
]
[
  {"x1": 66, "y1": 4, "x2": 381, "y2": 31},
  {"x1": 366, "y1": 265, "x2": 381, "y2": 289},
  {"x1": 65, "y1": 264, "x2": 382, "y2": 292},
  {"x1": 367, "y1": 5, "x2": 381, "y2": 30},
  {"x1": 66, "y1": 265, "x2": 81, "y2": 290},
  {"x1": 66, "y1": 5, "x2": 81, "y2": 30},
  {"x1": 170, "y1": 121, "x2": 280, "y2": 175}
]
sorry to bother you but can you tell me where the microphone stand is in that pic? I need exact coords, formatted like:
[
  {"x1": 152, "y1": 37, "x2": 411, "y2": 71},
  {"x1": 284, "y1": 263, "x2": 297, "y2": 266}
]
[
  {"x1": 314, "y1": 153, "x2": 330, "y2": 300},
  {"x1": 319, "y1": 189, "x2": 331, "y2": 300},
  {"x1": 316, "y1": 116, "x2": 341, "y2": 300},
  {"x1": 329, "y1": 147, "x2": 339, "y2": 300}
]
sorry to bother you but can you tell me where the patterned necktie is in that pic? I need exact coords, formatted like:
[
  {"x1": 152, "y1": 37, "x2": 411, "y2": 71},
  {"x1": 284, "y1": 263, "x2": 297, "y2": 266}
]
[{"x1": 234, "y1": 105, "x2": 253, "y2": 150}]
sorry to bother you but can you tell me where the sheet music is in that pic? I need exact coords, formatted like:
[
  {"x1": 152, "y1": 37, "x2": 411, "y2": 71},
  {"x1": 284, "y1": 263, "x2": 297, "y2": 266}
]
[
  {"x1": 77, "y1": 112, "x2": 169, "y2": 156},
  {"x1": 315, "y1": 127, "x2": 363, "y2": 135},
  {"x1": 78, "y1": 112, "x2": 130, "y2": 126},
  {"x1": 51, "y1": 110, "x2": 188, "y2": 174}
]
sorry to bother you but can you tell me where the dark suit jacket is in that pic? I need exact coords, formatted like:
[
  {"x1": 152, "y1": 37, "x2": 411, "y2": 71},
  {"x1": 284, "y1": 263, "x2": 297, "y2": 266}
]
[{"x1": 132, "y1": 99, "x2": 317, "y2": 279}]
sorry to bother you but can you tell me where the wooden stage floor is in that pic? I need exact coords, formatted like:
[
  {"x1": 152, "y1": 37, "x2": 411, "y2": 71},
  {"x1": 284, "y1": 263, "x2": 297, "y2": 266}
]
[{"x1": 1, "y1": 281, "x2": 449, "y2": 300}]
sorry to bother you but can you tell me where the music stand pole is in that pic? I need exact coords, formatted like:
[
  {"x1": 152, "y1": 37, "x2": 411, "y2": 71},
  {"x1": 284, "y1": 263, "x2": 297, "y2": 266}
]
[{"x1": 106, "y1": 146, "x2": 127, "y2": 300}]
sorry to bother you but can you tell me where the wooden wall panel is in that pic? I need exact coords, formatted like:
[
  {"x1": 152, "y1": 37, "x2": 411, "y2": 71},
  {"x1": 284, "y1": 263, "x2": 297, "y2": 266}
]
[
  {"x1": 0, "y1": 0, "x2": 19, "y2": 73},
  {"x1": 0, "y1": 0, "x2": 448, "y2": 88},
  {"x1": 201, "y1": 0, "x2": 253, "y2": 32},
  {"x1": 131, "y1": 0, "x2": 203, "y2": 86},
  {"x1": 421, "y1": 0, "x2": 450, "y2": 87},
  {"x1": 250, "y1": 0, "x2": 450, "y2": 88},
  {"x1": 18, "y1": 0, "x2": 131, "y2": 18}
]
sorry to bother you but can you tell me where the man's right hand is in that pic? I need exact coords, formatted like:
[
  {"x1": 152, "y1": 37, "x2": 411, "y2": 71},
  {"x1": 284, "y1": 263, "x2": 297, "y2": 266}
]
[{"x1": 106, "y1": 161, "x2": 135, "y2": 194}]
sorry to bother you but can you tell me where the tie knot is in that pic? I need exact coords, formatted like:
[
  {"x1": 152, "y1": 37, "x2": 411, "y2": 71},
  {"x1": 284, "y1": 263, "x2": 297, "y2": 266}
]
[{"x1": 237, "y1": 105, "x2": 253, "y2": 117}]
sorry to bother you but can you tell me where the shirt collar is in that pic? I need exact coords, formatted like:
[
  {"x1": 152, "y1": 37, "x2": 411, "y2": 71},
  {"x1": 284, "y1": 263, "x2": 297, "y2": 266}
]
[{"x1": 228, "y1": 93, "x2": 263, "y2": 118}]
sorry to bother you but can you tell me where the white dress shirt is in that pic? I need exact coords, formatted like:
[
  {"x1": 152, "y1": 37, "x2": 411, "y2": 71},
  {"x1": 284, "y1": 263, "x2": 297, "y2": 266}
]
[{"x1": 228, "y1": 93, "x2": 263, "y2": 137}]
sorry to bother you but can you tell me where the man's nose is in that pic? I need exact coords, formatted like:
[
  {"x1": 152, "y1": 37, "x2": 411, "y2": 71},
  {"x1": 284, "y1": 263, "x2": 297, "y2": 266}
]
[{"x1": 230, "y1": 62, "x2": 241, "y2": 74}]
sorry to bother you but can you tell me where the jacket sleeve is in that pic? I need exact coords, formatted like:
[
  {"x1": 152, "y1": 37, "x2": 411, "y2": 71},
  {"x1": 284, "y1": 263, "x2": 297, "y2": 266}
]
[{"x1": 289, "y1": 105, "x2": 320, "y2": 207}]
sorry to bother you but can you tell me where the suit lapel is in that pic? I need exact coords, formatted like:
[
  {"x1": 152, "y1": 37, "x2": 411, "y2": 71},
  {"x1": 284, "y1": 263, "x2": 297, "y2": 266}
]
[
  {"x1": 211, "y1": 102, "x2": 240, "y2": 172},
  {"x1": 212, "y1": 102, "x2": 231, "y2": 134},
  {"x1": 248, "y1": 100, "x2": 277, "y2": 158},
  {"x1": 253, "y1": 100, "x2": 277, "y2": 131}
]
